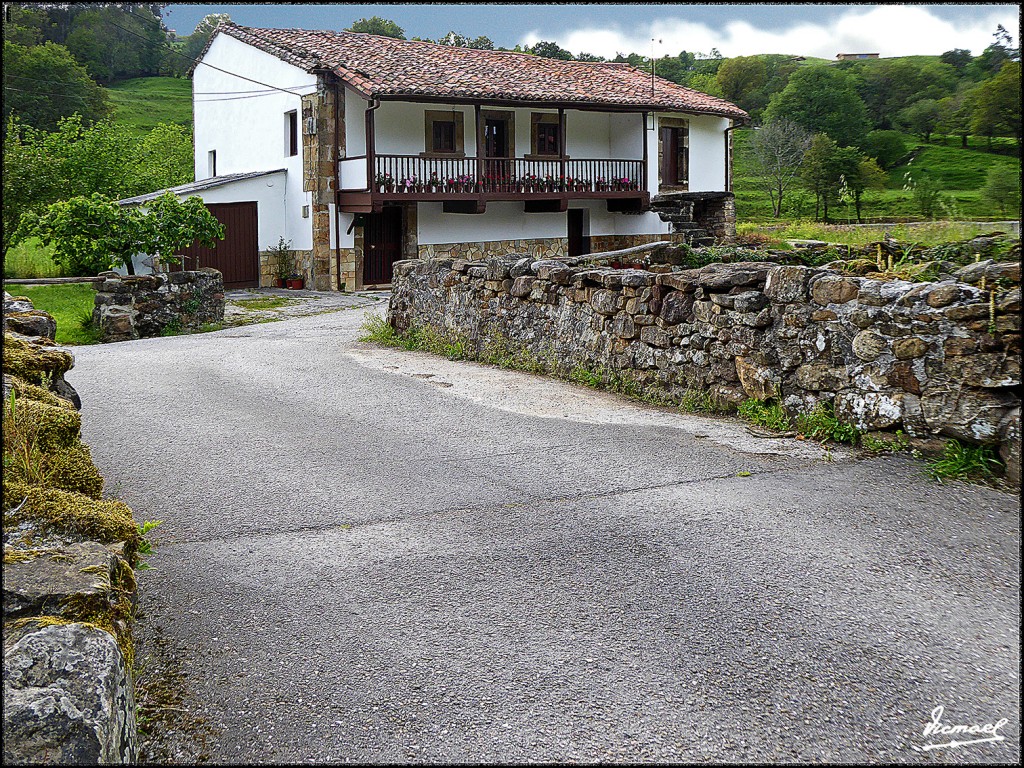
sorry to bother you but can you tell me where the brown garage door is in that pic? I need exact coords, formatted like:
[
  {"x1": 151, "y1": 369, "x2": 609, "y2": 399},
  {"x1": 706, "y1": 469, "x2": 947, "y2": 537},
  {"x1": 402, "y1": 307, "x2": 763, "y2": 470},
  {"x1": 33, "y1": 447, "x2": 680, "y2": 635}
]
[{"x1": 175, "y1": 202, "x2": 259, "y2": 289}]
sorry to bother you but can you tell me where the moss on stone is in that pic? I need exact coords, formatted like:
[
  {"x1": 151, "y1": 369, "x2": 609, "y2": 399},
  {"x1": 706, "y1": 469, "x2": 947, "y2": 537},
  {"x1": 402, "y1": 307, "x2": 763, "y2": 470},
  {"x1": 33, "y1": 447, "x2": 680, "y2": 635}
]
[
  {"x1": 2, "y1": 333, "x2": 74, "y2": 384},
  {"x1": 42, "y1": 443, "x2": 105, "y2": 499},
  {"x1": 5, "y1": 396, "x2": 82, "y2": 452},
  {"x1": 4, "y1": 480, "x2": 140, "y2": 562},
  {"x1": 6, "y1": 376, "x2": 69, "y2": 408}
]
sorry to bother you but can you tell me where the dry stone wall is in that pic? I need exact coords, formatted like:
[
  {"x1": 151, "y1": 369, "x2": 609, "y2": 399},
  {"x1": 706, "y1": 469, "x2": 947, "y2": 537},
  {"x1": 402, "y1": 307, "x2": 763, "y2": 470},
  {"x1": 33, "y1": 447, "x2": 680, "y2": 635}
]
[
  {"x1": 389, "y1": 254, "x2": 1021, "y2": 483},
  {"x1": 92, "y1": 269, "x2": 225, "y2": 342}
]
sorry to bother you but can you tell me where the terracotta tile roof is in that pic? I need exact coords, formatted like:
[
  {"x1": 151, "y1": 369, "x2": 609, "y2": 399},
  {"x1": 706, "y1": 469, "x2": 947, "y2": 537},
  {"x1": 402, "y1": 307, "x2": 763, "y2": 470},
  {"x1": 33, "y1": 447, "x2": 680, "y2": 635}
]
[{"x1": 207, "y1": 23, "x2": 748, "y2": 120}]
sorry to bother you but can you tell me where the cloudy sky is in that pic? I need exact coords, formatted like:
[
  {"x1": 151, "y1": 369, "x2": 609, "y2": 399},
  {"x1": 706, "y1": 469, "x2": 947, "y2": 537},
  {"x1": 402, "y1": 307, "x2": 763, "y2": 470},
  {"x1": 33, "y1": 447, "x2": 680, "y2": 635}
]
[{"x1": 163, "y1": 3, "x2": 1020, "y2": 60}]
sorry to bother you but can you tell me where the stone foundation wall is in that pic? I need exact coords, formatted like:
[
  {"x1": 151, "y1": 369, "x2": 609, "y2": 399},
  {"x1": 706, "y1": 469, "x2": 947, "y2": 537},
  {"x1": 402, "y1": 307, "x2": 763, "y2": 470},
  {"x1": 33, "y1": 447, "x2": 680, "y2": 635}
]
[
  {"x1": 92, "y1": 269, "x2": 225, "y2": 342},
  {"x1": 589, "y1": 233, "x2": 689, "y2": 253},
  {"x1": 389, "y1": 255, "x2": 1021, "y2": 484}
]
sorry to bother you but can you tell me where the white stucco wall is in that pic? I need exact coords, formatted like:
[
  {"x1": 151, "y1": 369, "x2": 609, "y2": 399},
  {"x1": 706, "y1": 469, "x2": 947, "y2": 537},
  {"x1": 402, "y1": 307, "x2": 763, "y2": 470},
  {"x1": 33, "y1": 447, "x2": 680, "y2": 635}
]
[
  {"x1": 652, "y1": 112, "x2": 730, "y2": 194},
  {"x1": 193, "y1": 33, "x2": 316, "y2": 249},
  {"x1": 417, "y1": 201, "x2": 669, "y2": 245}
]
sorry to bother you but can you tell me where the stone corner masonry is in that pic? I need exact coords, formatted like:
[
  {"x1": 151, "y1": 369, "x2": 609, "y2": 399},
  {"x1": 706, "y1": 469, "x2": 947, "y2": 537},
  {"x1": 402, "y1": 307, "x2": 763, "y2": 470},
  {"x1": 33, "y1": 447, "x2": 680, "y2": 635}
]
[{"x1": 388, "y1": 254, "x2": 1021, "y2": 485}]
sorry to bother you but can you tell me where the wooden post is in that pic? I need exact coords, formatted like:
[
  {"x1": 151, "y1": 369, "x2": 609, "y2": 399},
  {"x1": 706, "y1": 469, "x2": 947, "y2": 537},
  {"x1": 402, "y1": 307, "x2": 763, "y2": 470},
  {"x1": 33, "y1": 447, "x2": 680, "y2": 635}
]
[
  {"x1": 641, "y1": 111, "x2": 649, "y2": 192},
  {"x1": 365, "y1": 101, "x2": 376, "y2": 191},
  {"x1": 475, "y1": 104, "x2": 483, "y2": 194},
  {"x1": 559, "y1": 107, "x2": 566, "y2": 189}
]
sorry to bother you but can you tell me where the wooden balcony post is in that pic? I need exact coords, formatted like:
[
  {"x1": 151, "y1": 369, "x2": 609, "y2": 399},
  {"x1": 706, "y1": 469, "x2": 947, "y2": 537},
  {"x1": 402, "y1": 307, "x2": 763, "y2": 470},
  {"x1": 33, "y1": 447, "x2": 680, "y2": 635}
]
[
  {"x1": 475, "y1": 104, "x2": 483, "y2": 193},
  {"x1": 641, "y1": 111, "x2": 649, "y2": 191},
  {"x1": 365, "y1": 100, "x2": 378, "y2": 191},
  {"x1": 558, "y1": 108, "x2": 566, "y2": 190}
]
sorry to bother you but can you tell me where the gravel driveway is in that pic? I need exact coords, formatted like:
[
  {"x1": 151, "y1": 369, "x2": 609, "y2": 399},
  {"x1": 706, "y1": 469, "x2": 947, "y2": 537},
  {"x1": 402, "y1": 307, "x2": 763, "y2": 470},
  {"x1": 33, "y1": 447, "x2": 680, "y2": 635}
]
[{"x1": 68, "y1": 305, "x2": 1020, "y2": 764}]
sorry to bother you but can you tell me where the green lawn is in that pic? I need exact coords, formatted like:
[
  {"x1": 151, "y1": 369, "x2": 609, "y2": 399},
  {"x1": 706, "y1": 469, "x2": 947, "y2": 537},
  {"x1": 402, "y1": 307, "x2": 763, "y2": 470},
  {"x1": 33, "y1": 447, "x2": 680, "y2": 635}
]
[
  {"x1": 11, "y1": 284, "x2": 100, "y2": 345},
  {"x1": 107, "y1": 76, "x2": 193, "y2": 135}
]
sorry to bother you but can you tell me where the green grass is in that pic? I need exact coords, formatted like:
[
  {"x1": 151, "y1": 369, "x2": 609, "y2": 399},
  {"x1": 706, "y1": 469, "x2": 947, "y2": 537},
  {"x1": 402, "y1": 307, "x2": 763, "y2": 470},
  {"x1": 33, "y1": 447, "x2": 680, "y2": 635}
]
[
  {"x1": 13, "y1": 284, "x2": 100, "y2": 345},
  {"x1": 232, "y1": 296, "x2": 300, "y2": 311},
  {"x1": 794, "y1": 402, "x2": 860, "y2": 443},
  {"x1": 895, "y1": 141, "x2": 1020, "y2": 190},
  {"x1": 735, "y1": 220, "x2": 1011, "y2": 247},
  {"x1": 107, "y1": 77, "x2": 192, "y2": 135},
  {"x1": 4, "y1": 239, "x2": 65, "y2": 279},
  {"x1": 737, "y1": 398, "x2": 792, "y2": 431},
  {"x1": 925, "y1": 440, "x2": 1003, "y2": 483}
]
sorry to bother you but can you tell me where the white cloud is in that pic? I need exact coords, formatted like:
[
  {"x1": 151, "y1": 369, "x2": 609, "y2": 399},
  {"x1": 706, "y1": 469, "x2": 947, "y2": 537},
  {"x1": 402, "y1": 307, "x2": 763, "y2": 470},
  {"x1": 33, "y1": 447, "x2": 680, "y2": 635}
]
[{"x1": 521, "y1": 5, "x2": 1020, "y2": 60}]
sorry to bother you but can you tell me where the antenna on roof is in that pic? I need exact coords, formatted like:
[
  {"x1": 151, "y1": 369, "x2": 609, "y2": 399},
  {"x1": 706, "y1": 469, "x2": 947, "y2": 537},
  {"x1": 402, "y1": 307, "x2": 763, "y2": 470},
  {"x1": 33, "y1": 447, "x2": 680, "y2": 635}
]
[{"x1": 651, "y1": 38, "x2": 662, "y2": 96}]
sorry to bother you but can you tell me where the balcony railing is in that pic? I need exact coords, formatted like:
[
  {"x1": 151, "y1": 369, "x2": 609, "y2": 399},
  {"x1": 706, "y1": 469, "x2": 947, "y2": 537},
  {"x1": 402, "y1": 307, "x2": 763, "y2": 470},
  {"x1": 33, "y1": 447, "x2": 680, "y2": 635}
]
[{"x1": 340, "y1": 154, "x2": 645, "y2": 196}]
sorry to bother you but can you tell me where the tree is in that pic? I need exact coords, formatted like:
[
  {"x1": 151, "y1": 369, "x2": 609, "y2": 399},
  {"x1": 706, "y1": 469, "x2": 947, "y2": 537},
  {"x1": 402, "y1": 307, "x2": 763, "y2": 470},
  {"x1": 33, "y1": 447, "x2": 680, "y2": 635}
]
[
  {"x1": 940, "y1": 48, "x2": 973, "y2": 73},
  {"x1": 347, "y1": 16, "x2": 405, "y2": 39},
  {"x1": 433, "y1": 31, "x2": 495, "y2": 49},
  {"x1": 971, "y1": 61, "x2": 1022, "y2": 147},
  {"x1": 852, "y1": 58, "x2": 957, "y2": 130},
  {"x1": 980, "y1": 165, "x2": 1022, "y2": 216},
  {"x1": 800, "y1": 134, "x2": 861, "y2": 221},
  {"x1": 937, "y1": 86, "x2": 979, "y2": 148},
  {"x1": 746, "y1": 119, "x2": 812, "y2": 218},
  {"x1": 862, "y1": 130, "x2": 906, "y2": 169},
  {"x1": 902, "y1": 164, "x2": 944, "y2": 219},
  {"x1": 3, "y1": 40, "x2": 110, "y2": 130},
  {"x1": 896, "y1": 99, "x2": 941, "y2": 143},
  {"x1": 62, "y1": 5, "x2": 166, "y2": 83},
  {"x1": 687, "y1": 72, "x2": 722, "y2": 97},
  {"x1": 846, "y1": 156, "x2": 887, "y2": 222},
  {"x1": 2, "y1": 115, "x2": 193, "y2": 255},
  {"x1": 714, "y1": 55, "x2": 767, "y2": 108},
  {"x1": 180, "y1": 13, "x2": 231, "y2": 62},
  {"x1": 25, "y1": 191, "x2": 225, "y2": 275},
  {"x1": 136, "y1": 192, "x2": 225, "y2": 269},
  {"x1": 969, "y1": 25, "x2": 1019, "y2": 78},
  {"x1": 528, "y1": 40, "x2": 574, "y2": 60},
  {"x1": 22, "y1": 193, "x2": 149, "y2": 275},
  {"x1": 763, "y1": 65, "x2": 869, "y2": 147}
]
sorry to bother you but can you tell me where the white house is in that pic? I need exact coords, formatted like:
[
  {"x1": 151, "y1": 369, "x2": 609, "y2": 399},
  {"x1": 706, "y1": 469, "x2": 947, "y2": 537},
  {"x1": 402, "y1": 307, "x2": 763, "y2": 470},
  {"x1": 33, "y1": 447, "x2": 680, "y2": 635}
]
[{"x1": 144, "y1": 22, "x2": 748, "y2": 291}]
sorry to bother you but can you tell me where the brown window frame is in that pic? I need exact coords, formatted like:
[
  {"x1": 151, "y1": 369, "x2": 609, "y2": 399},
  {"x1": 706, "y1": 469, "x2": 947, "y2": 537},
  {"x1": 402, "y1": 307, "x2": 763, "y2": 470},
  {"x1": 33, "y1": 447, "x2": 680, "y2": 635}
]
[
  {"x1": 659, "y1": 118, "x2": 689, "y2": 190},
  {"x1": 527, "y1": 112, "x2": 562, "y2": 159},
  {"x1": 286, "y1": 110, "x2": 298, "y2": 157},
  {"x1": 422, "y1": 110, "x2": 466, "y2": 157}
]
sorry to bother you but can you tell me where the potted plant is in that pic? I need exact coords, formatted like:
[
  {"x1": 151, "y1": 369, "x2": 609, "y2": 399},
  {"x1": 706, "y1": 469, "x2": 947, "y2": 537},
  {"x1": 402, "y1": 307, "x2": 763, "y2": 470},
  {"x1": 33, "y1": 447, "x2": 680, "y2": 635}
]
[
  {"x1": 269, "y1": 236, "x2": 292, "y2": 287},
  {"x1": 286, "y1": 272, "x2": 305, "y2": 289}
]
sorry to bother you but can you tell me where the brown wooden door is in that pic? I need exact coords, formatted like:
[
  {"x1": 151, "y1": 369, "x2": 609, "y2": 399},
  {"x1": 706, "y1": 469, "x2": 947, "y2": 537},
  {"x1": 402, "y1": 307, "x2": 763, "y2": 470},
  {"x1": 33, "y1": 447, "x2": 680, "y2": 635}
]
[
  {"x1": 175, "y1": 201, "x2": 259, "y2": 289},
  {"x1": 363, "y1": 206, "x2": 403, "y2": 286},
  {"x1": 484, "y1": 118, "x2": 510, "y2": 190}
]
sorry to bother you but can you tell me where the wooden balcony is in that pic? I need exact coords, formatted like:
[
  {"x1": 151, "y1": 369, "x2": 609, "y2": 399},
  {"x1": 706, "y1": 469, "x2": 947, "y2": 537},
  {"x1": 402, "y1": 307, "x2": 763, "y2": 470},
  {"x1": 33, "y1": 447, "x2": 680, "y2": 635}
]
[{"x1": 338, "y1": 154, "x2": 648, "y2": 213}]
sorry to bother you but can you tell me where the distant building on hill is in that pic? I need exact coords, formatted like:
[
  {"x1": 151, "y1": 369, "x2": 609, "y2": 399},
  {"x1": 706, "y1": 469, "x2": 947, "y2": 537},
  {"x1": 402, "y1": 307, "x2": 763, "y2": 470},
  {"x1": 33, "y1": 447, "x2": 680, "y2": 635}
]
[{"x1": 836, "y1": 52, "x2": 879, "y2": 60}]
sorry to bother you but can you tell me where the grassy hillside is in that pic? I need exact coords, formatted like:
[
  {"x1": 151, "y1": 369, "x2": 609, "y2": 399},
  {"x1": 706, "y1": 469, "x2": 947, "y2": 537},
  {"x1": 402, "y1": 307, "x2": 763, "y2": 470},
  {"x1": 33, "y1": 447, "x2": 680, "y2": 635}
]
[
  {"x1": 734, "y1": 128, "x2": 1020, "y2": 223},
  {"x1": 107, "y1": 77, "x2": 192, "y2": 135}
]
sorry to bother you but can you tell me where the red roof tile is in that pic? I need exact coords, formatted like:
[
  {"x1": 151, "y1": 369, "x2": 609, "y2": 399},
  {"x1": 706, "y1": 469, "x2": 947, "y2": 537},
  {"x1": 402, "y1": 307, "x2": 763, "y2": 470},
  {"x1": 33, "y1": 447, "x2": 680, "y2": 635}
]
[{"x1": 207, "y1": 23, "x2": 748, "y2": 120}]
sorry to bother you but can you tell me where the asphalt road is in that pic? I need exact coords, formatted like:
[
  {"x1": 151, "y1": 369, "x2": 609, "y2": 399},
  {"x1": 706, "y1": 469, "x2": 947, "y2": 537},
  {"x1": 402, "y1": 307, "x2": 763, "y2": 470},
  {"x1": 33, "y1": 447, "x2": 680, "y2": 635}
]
[{"x1": 69, "y1": 304, "x2": 1020, "y2": 764}]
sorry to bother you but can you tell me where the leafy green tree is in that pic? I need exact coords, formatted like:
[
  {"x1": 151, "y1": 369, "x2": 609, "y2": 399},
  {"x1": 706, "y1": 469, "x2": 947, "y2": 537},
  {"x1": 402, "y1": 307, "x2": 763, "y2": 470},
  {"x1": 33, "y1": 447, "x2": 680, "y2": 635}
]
[
  {"x1": 940, "y1": 48, "x2": 973, "y2": 74},
  {"x1": 971, "y1": 61, "x2": 1022, "y2": 147},
  {"x1": 981, "y1": 165, "x2": 1022, "y2": 216},
  {"x1": 575, "y1": 52, "x2": 606, "y2": 62},
  {"x1": 3, "y1": 40, "x2": 110, "y2": 130},
  {"x1": 528, "y1": 40, "x2": 574, "y2": 60},
  {"x1": 746, "y1": 119, "x2": 812, "y2": 218},
  {"x1": 714, "y1": 55, "x2": 767, "y2": 108},
  {"x1": 63, "y1": 5, "x2": 166, "y2": 83},
  {"x1": 21, "y1": 193, "x2": 149, "y2": 275},
  {"x1": 800, "y1": 134, "x2": 861, "y2": 221},
  {"x1": 845, "y1": 156, "x2": 888, "y2": 222},
  {"x1": 2, "y1": 115, "x2": 192, "y2": 255},
  {"x1": 1, "y1": 3, "x2": 49, "y2": 45},
  {"x1": 136, "y1": 192, "x2": 225, "y2": 269},
  {"x1": 347, "y1": 16, "x2": 406, "y2": 39},
  {"x1": 25, "y1": 191, "x2": 224, "y2": 275},
  {"x1": 763, "y1": 65, "x2": 869, "y2": 147},
  {"x1": 687, "y1": 72, "x2": 722, "y2": 97},
  {"x1": 937, "y1": 86, "x2": 979, "y2": 148},
  {"x1": 896, "y1": 99, "x2": 941, "y2": 143},
  {"x1": 852, "y1": 59, "x2": 957, "y2": 130},
  {"x1": 862, "y1": 130, "x2": 907, "y2": 169},
  {"x1": 433, "y1": 31, "x2": 495, "y2": 50},
  {"x1": 969, "y1": 25, "x2": 1019, "y2": 79},
  {"x1": 180, "y1": 13, "x2": 232, "y2": 64}
]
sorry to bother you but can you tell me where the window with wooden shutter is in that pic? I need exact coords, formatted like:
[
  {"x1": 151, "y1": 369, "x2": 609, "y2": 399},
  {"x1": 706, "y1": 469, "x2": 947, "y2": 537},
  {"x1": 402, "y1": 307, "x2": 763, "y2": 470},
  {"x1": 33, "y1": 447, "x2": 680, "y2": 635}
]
[
  {"x1": 659, "y1": 120, "x2": 689, "y2": 189},
  {"x1": 285, "y1": 110, "x2": 298, "y2": 157},
  {"x1": 422, "y1": 110, "x2": 465, "y2": 156}
]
